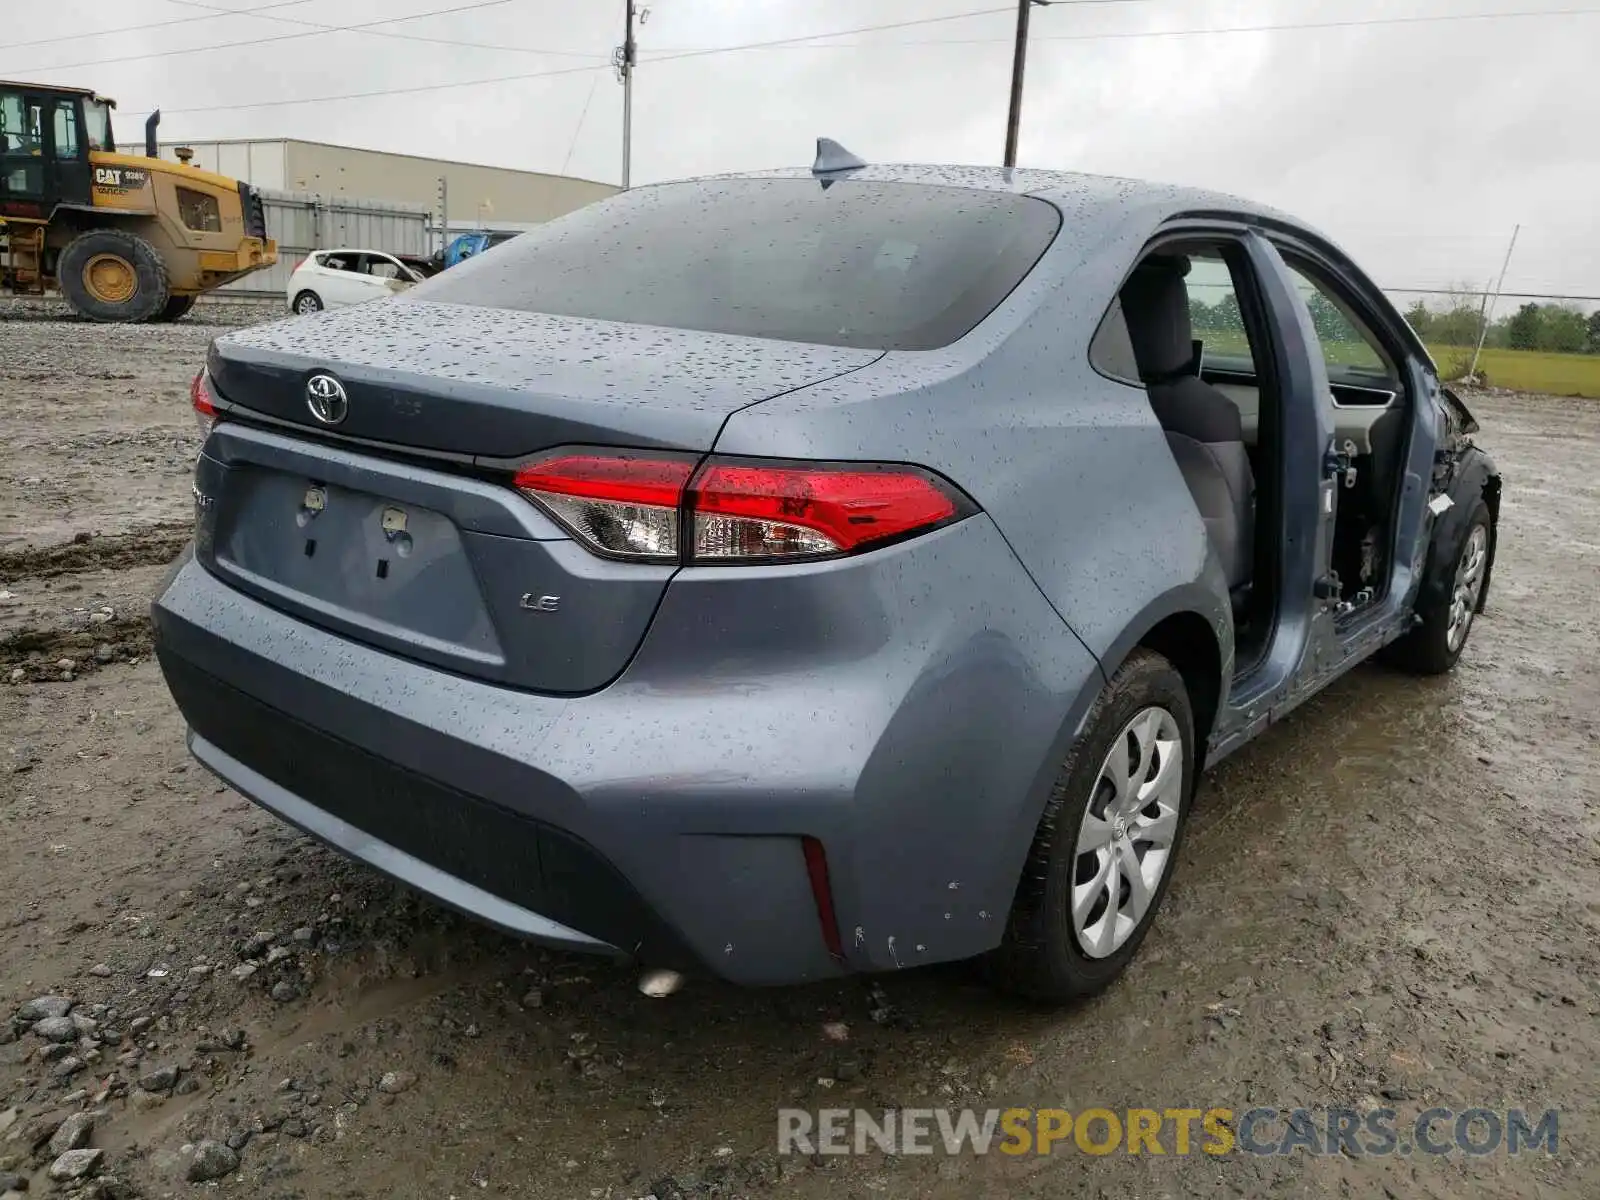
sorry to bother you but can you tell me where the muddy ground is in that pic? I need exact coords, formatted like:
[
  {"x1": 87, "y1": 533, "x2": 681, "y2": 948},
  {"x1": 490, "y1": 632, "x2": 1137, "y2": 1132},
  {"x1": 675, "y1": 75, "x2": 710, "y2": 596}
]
[{"x1": 1, "y1": 299, "x2": 1597, "y2": 1199}]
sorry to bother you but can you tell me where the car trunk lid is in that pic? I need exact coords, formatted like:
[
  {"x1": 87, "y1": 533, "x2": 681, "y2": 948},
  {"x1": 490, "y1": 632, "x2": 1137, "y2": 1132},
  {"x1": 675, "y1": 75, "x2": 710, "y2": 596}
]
[
  {"x1": 206, "y1": 299, "x2": 882, "y2": 456},
  {"x1": 195, "y1": 301, "x2": 881, "y2": 692}
]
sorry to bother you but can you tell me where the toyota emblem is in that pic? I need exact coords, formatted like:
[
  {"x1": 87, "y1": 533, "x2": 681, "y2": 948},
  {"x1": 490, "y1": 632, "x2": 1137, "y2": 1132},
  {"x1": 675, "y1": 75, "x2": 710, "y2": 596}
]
[{"x1": 305, "y1": 374, "x2": 348, "y2": 425}]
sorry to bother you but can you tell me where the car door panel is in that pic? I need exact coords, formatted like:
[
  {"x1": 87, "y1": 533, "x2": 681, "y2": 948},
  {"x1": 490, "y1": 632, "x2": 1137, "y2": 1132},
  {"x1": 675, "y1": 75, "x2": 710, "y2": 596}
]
[
  {"x1": 339, "y1": 256, "x2": 382, "y2": 306},
  {"x1": 1220, "y1": 233, "x2": 1342, "y2": 725},
  {"x1": 309, "y1": 257, "x2": 350, "y2": 307}
]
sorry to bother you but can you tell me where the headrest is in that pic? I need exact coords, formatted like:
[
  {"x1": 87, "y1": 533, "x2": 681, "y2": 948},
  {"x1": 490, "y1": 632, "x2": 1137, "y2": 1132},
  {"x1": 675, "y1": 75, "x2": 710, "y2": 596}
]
[{"x1": 1120, "y1": 254, "x2": 1195, "y2": 381}]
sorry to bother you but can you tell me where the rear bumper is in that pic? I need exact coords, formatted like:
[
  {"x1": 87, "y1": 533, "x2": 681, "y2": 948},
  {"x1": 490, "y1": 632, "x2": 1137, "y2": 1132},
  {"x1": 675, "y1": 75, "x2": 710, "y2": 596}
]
[
  {"x1": 152, "y1": 517, "x2": 1101, "y2": 985},
  {"x1": 186, "y1": 727, "x2": 618, "y2": 957}
]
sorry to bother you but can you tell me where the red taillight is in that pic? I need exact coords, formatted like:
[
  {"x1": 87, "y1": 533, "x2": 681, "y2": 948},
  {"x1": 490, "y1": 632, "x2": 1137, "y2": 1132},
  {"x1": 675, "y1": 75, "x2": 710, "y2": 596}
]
[
  {"x1": 514, "y1": 450, "x2": 970, "y2": 564},
  {"x1": 688, "y1": 461, "x2": 960, "y2": 561},
  {"x1": 801, "y1": 836, "x2": 845, "y2": 961},
  {"x1": 513, "y1": 453, "x2": 695, "y2": 561},
  {"x1": 190, "y1": 369, "x2": 219, "y2": 436}
]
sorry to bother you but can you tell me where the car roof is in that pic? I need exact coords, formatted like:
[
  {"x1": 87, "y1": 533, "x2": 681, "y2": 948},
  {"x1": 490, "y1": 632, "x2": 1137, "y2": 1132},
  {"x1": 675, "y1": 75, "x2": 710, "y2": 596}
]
[{"x1": 690, "y1": 162, "x2": 1299, "y2": 227}]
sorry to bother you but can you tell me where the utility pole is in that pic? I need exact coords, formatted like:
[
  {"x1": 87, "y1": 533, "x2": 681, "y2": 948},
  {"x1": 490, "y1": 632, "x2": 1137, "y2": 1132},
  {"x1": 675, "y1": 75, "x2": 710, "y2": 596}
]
[
  {"x1": 1004, "y1": 0, "x2": 1049, "y2": 168},
  {"x1": 618, "y1": 0, "x2": 639, "y2": 189},
  {"x1": 1468, "y1": 224, "x2": 1519, "y2": 380}
]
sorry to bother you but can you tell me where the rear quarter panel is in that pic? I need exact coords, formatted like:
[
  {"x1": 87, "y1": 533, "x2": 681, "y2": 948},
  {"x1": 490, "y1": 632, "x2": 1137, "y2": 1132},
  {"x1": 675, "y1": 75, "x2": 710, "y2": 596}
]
[
  {"x1": 713, "y1": 201, "x2": 1234, "y2": 676},
  {"x1": 712, "y1": 202, "x2": 1235, "y2": 935}
]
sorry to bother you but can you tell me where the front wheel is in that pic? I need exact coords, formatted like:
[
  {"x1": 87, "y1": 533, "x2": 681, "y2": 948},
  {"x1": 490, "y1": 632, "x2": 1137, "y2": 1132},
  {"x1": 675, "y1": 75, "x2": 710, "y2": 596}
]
[
  {"x1": 990, "y1": 649, "x2": 1195, "y2": 1003},
  {"x1": 1385, "y1": 498, "x2": 1492, "y2": 675},
  {"x1": 292, "y1": 290, "x2": 323, "y2": 315},
  {"x1": 58, "y1": 229, "x2": 171, "y2": 323}
]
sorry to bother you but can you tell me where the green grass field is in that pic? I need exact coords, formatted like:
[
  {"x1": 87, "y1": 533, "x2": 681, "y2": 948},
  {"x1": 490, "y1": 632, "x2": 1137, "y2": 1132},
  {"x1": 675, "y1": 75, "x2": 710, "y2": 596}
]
[
  {"x1": 1201, "y1": 330, "x2": 1600, "y2": 398},
  {"x1": 1424, "y1": 345, "x2": 1600, "y2": 398}
]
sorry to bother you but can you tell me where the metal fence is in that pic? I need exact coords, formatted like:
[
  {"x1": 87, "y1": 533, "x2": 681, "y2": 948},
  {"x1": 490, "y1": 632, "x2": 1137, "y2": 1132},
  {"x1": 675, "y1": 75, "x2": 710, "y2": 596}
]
[{"x1": 220, "y1": 190, "x2": 431, "y2": 298}]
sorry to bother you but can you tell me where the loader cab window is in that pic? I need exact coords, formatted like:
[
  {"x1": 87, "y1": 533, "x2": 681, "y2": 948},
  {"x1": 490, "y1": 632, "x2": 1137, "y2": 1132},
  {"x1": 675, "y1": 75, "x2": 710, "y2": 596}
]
[
  {"x1": 52, "y1": 101, "x2": 81, "y2": 160},
  {"x1": 0, "y1": 92, "x2": 45, "y2": 200},
  {"x1": 0, "y1": 93, "x2": 42, "y2": 155},
  {"x1": 82, "y1": 101, "x2": 113, "y2": 152}
]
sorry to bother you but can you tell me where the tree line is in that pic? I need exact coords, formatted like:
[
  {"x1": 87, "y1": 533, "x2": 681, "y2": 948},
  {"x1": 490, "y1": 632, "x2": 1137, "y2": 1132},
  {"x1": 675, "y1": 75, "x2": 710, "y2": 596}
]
[
  {"x1": 1402, "y1": 297, "x2": 1600, "y2": 355},
  {"x1": 1189, "y1": 288, "x2": 1600, "y2": 357}
]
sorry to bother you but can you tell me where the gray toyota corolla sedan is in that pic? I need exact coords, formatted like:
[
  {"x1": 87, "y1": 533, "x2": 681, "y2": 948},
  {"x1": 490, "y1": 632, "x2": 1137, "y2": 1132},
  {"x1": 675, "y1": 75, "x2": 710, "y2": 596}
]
[{"x1": 154, "y1": 146, "x2": 1499, "y2": 1001}]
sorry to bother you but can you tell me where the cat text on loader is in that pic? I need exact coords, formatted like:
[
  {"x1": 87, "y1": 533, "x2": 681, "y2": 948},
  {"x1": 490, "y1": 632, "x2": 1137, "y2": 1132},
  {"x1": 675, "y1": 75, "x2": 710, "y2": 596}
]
[{"x1": 0, "y1": 82, "x2": 275, "y2": 322}]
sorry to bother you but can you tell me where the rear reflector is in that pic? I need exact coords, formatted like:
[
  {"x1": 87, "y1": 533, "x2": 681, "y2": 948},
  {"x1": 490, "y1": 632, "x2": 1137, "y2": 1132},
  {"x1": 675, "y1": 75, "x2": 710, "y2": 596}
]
[
  {"x1": 190, "y1": 369, "x2": 219, "y2": 436},
  {"x1": 514, "y1": 450, "x2": 972, "y2": 565},
  {"x1": 801, "y1": 836, "x2": 845, "y2": 961}
]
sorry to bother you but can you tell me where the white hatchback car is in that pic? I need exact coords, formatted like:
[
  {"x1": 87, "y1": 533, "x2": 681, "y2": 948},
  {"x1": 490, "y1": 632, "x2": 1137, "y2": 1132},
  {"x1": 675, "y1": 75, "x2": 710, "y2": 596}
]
[{"x1": 286, "y1": 249, "x2": 430, "y2": 314}]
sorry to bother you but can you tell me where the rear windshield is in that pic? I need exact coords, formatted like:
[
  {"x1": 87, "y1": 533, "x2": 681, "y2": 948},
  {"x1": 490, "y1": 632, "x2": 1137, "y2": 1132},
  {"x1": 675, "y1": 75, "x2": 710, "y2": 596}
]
[{"x1": 409, "y1": 178, "x2": 1061, "y2": 351}]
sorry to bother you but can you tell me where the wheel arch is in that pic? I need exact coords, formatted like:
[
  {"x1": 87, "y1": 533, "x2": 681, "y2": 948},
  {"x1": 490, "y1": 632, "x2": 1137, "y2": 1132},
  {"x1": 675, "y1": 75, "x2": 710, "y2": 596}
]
[
  {"x1": 1131, "y1": 611, "x2": 1224, "y2": 755},
  {"x1": 1478, "y1": 468, "x2": 1501, "y2": 612},
  {"x1": 1420, "y1": 446, "x2": 1500, "y2": 612},
  {"x1": 1092, "y1": 584, "x2": 1232, "y2": 754},
  {"x1": 989, "y1": 587, "x2": 1228, "y2": 935}
]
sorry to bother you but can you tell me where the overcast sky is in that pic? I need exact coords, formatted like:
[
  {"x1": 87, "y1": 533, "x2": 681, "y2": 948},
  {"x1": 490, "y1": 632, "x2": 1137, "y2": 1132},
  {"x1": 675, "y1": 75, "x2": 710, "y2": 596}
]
[{"x1": 8, "y1": 0, "x2": 1598, "y2": 303}]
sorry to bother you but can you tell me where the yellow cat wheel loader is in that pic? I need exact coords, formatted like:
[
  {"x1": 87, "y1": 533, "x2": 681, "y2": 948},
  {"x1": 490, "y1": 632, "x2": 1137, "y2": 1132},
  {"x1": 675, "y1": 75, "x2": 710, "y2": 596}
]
[{"x1": 0, "y1": 82, "x2": 275, "y2": 322}]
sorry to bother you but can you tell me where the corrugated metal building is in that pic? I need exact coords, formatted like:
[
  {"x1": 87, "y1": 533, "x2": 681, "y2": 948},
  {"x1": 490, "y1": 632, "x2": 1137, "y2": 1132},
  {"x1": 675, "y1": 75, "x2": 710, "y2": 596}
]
[
  {"x1": 115, "y1": 137, "x2": 617, "y2": 226},
  {"x1": 245, "y1": 192, "x2": 432, "y2": 299},
  {"x1": 110, "y1": 137, "x2": 618, "y2": 297}
]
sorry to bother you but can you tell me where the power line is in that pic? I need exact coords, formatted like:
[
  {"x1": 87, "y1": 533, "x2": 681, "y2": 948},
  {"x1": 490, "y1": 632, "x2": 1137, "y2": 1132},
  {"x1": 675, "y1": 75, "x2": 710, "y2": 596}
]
[
  {"x1": 114, "y1": 5, "x2": 1031, "y2": 117},
  {"x1": 1, "y1": 0, "x2": 314, "y2": 53},
  {"x1": 161, "y1": 0, "x2": 603, "y2": 59},
  {"x1": 562, "y1": 71, "x2": 602, "y2": 177},
  {"x1": 1383, "y1": 288, "x2": 1600, "y2": 303},
  {"x1": 639, "y1": 0, "x2": 1158, "y2": 62},
  {"x1": 14, "y1": 1, "x2": 1137, "y2": 78},
  {"x1": 648, "y1": 5, "x2": 1600, "y2": 52},
  {"x1": 125, "y1": 61, "x2": 606, "y2": 118},
  {"x1": 1003, "y1": 5, "x2": 1600, "y2": 44},
  {"x1": 10, "y1": 0, "x2": 574, "y2": 76},
  {"x1": 110, "y1": 3, "x2": 1600, "y2": 120}
]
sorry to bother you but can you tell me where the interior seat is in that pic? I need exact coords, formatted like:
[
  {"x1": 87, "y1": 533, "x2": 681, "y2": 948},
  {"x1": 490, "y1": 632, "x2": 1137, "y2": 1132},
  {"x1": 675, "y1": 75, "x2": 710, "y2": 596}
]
[
  {"x1": 1120, "y1": 255, "x2": 1256, "y2": 593},
  {"x1": 1361, "y1": 404, "x2": 1406, "y2": 519}
]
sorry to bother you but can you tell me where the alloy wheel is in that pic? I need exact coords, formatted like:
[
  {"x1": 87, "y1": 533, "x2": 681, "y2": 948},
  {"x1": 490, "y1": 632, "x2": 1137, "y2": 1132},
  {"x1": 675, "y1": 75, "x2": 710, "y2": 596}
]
[
  {"x1": 1447, "y1": 524, "x2": 1488, "y2": 653},
  {"x1": 1071, "y1": 706, "x2": 1183, "y2": 959}
]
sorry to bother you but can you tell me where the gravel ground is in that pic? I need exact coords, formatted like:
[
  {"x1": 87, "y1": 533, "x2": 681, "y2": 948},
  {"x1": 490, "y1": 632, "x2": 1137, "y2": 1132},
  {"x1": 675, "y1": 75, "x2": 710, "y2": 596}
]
[{"x1": 1, "y1": 301, "x2": 1597, "y2": 1198}]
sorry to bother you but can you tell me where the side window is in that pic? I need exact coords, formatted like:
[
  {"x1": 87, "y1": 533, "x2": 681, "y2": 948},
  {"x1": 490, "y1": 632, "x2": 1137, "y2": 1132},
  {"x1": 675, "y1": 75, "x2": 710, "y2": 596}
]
[
  {"x1": 1185, "y1": 253, "x2": 1255, "y2": 373},
  {"x1": 52, "y1": 101, "x2": 80, "y2": 159},
  {"x1": 1090, "y1": 246, "x2": 1261, "y2": 383},
  {"x1": 1284, "y1": 262, "x2": 1393, "y2": 385},
  {"x1": 365, "y1": 257, "x2": 403, "y2": 280},
  {"x1": 1088, "y1": 298, "x2": 1141, "y2": 385}
]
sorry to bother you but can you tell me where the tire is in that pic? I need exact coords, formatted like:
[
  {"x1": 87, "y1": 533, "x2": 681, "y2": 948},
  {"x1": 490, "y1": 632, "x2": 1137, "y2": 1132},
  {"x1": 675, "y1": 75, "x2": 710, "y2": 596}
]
[
  {"x1": 292, "y1": 290, "x2": 323, "y2": 315},
  {"x1": 150, "y1": 294, "x2": 196, "y2": 323},
  {"x1": 990, "y1": 649, "x2": 1196, "y2": 1003},
  {"x1": 1384, "y1": 497, "x2": 1492, "y2": 675},
  {"x1": 58, "y1": 229, "x2": 170, "y2": 324}
]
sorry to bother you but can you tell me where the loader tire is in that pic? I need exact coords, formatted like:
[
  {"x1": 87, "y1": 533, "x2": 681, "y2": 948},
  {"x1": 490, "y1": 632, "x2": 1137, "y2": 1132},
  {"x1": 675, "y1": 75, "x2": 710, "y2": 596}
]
[{"x1": 59, "y1": 229, "x2": 170, "y2": 324}]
